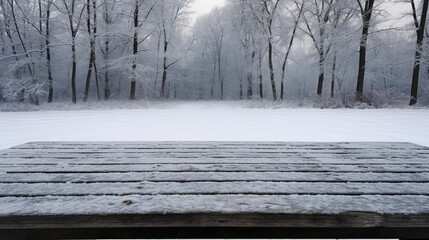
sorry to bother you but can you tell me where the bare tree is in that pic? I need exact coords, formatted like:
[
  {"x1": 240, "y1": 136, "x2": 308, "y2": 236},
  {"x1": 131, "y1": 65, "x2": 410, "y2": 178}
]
[
  {"x1": 129, "y1": 0, "x2": 155, "y2": 100},
  {"x1": 264, "y1": 0, "x2": 280, "y2": 101},
  {"x1": 195, "y1": 8, "x2": 226, "y2": 100},
  {"x1": 258, "y1": 50, "x2": 264, "y2": 98},
  {"x1": 409, "y1": 0, "x2": 429, "y2": 105},
  {"x1": 232, "y1": 1, "x2": 258, "y2": 99},
  {"x1": 59, "y1": 0, "x2": 86, "y2": 103},
  {"x1": 245, "y1": 0, "x2": 281, "y2": 100},
  {"x1": 158, "y1": 0, "x2": 193, "y2": 98},
  {"x1": 280, "y1": 0, "x2": 305, "y2": 100},
  {"x1": 303, "y1": 0, "x2": 334, "y2": 97},
  {"x1": 6, "y1": 0, "x2": 39, "y2": 104},
  {"x1": 83, "y1": 0, "x2": 100, "y2": 102},
  {"x1": 329, "y1": 0, "x2": 355, "y2": 98},
  {"x1": 46, "y1": 0, "x2": 54, "y2": 103},
  {"x1": 129, "y1": 0, "x2": 140, "y2": 100},
  {"x1": 210, "y1": 10, "x2": 226, "y2": 99},
  {"x1": 0, "y1": 0, "x2": 20, "y2": 100},
  {"x1": 355, "y1": 0, "x2": 375, "y2": 102},
  {"x1": 101, "y1": 0, "x2": 113, "y2": 100}
]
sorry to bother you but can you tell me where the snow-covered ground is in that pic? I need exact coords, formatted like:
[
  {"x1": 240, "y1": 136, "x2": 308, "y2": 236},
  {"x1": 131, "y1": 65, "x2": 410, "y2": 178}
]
[{"x1": 0, "y1": 102, "x2": 428, "y2": 150}]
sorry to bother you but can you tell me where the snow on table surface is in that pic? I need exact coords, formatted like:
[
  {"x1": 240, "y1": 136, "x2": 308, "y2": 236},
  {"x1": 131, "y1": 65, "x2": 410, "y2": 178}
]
[{"x1": 0, "y1": 141, "x2": 429, "y2": 216}]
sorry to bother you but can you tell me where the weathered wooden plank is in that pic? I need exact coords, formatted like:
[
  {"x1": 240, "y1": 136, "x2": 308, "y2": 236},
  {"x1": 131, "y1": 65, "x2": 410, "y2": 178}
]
[
  {"x1": 9, "y1": 142, "x2": 347, "y2": 150},
  {"x1": 2, "y1": 171, "x2": 429, "y2": 183},
  {"x1": 7, "y1": 150, "x2": 424, "y2": 158},
  {"x1": 1, "y1": 163, "x2": 428, "y2": 173},
  {"x1": 4, "y1": 144, "x2": 429, "y2": 153},
  {"x1": 2, "y1": 157, "x2": 429, "y2": 165},
  {"x1": 12, "y1": 141, "x2": 426, "y2": 149},
  {"x1": 337, "y1": 142, "x2": 428, "y2": 149},
  {"x1": 2, "y1": 152, "x2": 337, "y2": 157},
  {"x1": 1, "y1": 182, "x2": 429, "y2": 197},
  {"x1": 2, "y1": 153, "x2": 428, "y2": 162},
  {"x1": 3, "y1": 149, "x2": 428, "y2": 155},
  {"x1": 1, "y1": 194, "x2": 429, "y2": 216},
  {"x1": 4, "y1": 147, "x2": 429, "y2": 153},
  {"x1": 2, "y1": 213, "x2": 429, "y2": 229}
]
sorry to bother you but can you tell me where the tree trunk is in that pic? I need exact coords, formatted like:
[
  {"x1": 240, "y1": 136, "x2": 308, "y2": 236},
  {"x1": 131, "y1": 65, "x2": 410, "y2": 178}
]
[
  {"x1": 65, "y1": 1, "x2": 80, "y2": 104},
  {"x1": 218, "y1": 53, "x2": 224, "y2": 100},
  {"x1": 356, "y1": 0, "x2": 375, "y2": 102},
  {"x1": 161, "y1": 28, "x2": 168, "y2": 98},
  {"x1": 211, "y1": 60, "x2": 216, "y2": 99},
  {"x1": 154, "y1": 31, "x2": 162, "y2": 96},
  {"x1": 93, "y1": 0, "x2": 100, "y2": 100},
  {"x1": 83, "y1": 0, "x2": 97, "y2": 102},
  {"x1": 316, "y1": 23, "x2": 326, "y2": 97},
  {"x1": 104, "y1": 55, "x2": 110, "y2": 100},
  {"x1": 317, "y1": 39, "x2": 325, "y2": 96},
  {"x1": 103, "y1": 0, "x2": 110, "y2": 100},
  {"x1": 331, "y1": 51, "x2": 337, "y2": 98},
  {"x1": 258, "y1": 52, "x2": 263, "y2": 99},
  {"x1": 130, "y1": 0, "x2": 139, "y2": 100},
  {"x1": 83, "y1": 48, "x2": 95, "y2": 101},
  {"x1": 246, "y1": 51, "x2": 255, "y2": 99},
  {"x1": 46, "y1": 1, "x2": 54, "y2": 103},
  {"x1": 94, "y1": 63, "x2": 101, "y2": 100},
  {"x1": 239, "y1": 75, "x2": 243, "y2": 100},
  {"x1": 161, "y1": 52, "x2": 168, "y2": 98},
  {"x1": 268, "y1": 25, "x2": 277, "y2": 101},
  {"x1": 246, "y1": 72, "x2": 253, "y2": 99},
  {"x1": 71, "y1": 34, "x2": 77, "y2": 104},
  {"x1": 410, "y1": 0, "x2": 429, "y2": 105},
  {"x1": 200, "y1": 51, "x2": 205, "y2": 100}
]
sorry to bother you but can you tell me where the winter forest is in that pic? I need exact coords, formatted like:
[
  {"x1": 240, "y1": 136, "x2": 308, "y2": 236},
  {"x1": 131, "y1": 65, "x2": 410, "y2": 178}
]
[{"x1": 1, "y1": 0, "x2": 429, "y2": 107}]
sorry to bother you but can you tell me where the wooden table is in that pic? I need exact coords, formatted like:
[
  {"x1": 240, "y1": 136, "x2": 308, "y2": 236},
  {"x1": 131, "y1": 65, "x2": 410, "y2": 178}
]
[{"x1": 0, "y1": 142, "x2": 429, "y2": 240}]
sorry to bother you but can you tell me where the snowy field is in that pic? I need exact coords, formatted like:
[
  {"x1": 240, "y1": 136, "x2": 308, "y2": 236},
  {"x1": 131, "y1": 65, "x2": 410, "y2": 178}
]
[{"x1": 0, "y1": 102, "x2": 428, "y2": 149}]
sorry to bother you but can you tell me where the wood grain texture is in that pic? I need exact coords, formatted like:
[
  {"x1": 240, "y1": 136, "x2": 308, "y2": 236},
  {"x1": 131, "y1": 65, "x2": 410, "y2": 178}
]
[{"x1": 0, "y1": 142, "x2": 429, "y2": 239}]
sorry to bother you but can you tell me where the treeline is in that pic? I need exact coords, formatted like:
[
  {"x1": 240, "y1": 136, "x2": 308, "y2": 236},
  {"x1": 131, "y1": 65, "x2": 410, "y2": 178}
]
[{"x1": 0, "y1": 0, "x2": 428, "y2": 106}]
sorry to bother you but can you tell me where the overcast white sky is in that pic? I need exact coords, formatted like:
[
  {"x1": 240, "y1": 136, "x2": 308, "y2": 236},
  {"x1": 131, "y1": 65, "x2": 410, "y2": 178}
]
[{"x1": 190, "y1": 0, "x2": 226, "y2": 22}]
